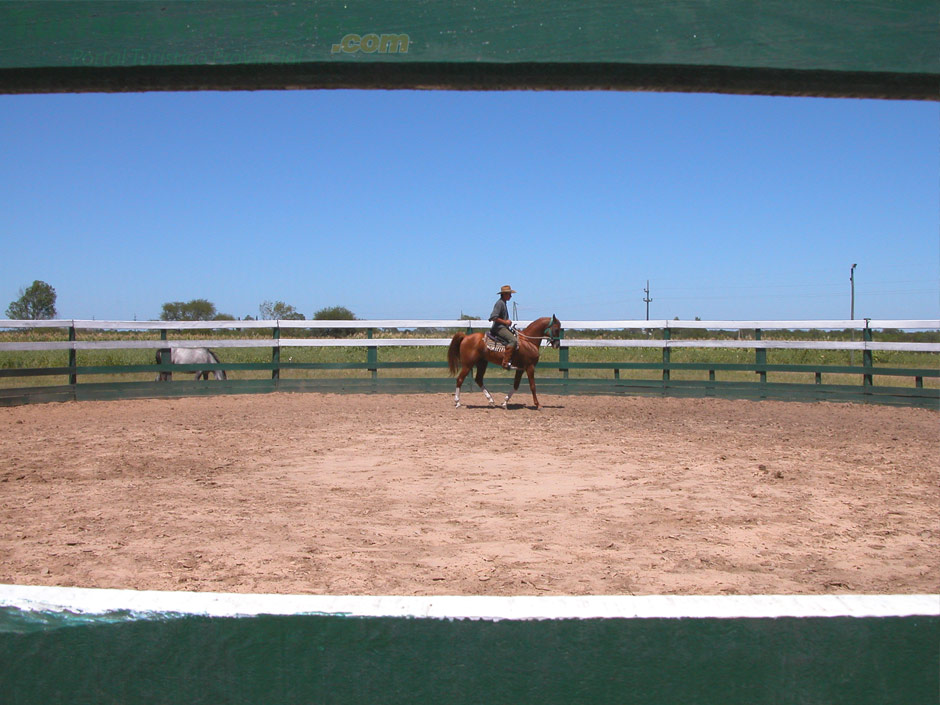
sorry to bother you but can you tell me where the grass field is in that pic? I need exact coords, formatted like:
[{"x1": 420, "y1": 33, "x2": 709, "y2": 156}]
[{"x1": 1, "y1": 328, "x2": 937, "y2": 390}]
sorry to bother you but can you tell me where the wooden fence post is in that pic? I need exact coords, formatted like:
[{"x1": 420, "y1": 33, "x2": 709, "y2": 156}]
[
  {"x1": 68, "y1": 323, "x2": 77, "y2": 385},
  {"x1": 755, "y1": 329, "x2": 767, "y2": 396},
  {"x1": 154, "y1": 328, "x2": 168, "y2": 381},
  {"x1": 367, "y1": 328, "x2": 377, "y2": 381},
  {"x1": 272, "y1": 324, "x2": 280, "y2": 380},
  {"x1": 662, "y1": 327, "x2": 670, "y2": 386},
  {"x1": 559, "y1": 329, "x2": 569, "y2": 380},
  {"x1": 863, "y1": 321, "x2": 873, "y2": 387}
]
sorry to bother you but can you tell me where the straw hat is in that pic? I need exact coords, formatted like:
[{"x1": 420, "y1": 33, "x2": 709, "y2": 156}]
[{"x1": 498, "y1": 285, "x2": 517, "y2": 295}]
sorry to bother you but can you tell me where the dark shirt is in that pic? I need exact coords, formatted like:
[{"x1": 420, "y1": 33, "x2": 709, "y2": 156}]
[{"x1": 489, "y1": 299, "x2": 509, "y2": 335}]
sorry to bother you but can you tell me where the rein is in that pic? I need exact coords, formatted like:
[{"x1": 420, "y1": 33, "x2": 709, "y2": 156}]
[{"x1": 515, "y1": 319, "x2": 560, "y2": 345}]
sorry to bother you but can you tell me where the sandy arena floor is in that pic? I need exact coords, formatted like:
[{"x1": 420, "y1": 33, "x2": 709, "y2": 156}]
[{"x1": 0, "y1": 392, "x2": 936, "y2": 596}]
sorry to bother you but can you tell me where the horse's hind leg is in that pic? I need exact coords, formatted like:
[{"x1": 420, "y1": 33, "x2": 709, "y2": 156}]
[
  {"x1": 474, "y1": 361, "x2": 496, "y2": 405},
  {"x1": 156, "y1": 349, "x2": 169, "y2": 381},
  {"x1": 455, "y1": 364, "x2": 472, "y2": 407}
]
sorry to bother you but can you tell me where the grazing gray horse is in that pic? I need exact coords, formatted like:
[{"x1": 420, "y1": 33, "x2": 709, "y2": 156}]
[{"x1": 156, "y1": 347, "x2": 227, "y2": 381}]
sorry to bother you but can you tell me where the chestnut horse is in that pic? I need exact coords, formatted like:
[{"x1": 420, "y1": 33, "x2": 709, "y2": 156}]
[{"x1": 448, "y1": 315, "x2": 561, "y2": 409}]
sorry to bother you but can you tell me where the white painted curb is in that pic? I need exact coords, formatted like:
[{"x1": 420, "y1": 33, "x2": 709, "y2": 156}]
[{"x1": 1, "y1": 584, "x2": 937, "y2": 621}]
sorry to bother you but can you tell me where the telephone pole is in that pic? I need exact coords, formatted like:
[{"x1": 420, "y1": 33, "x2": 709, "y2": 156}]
[
  {"x1": 850, "y1": 263, "x2": 857, "y2": 320},
  {"x1": 643, "y1": 281, "x2": 652, "y2": 320},
  {"x1": 850, "y1": 263, "x2": 857, "y2": 364}
]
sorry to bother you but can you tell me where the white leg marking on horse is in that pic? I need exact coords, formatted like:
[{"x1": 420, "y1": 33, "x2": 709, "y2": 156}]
[
  {"x1": 503, "y1": 389, "x2": 514, "y2": 408},
  {"x1": 454, "y1": 387, "x2": 461, "y2": 408},
  {"x1": 482, "y1": 387, "x2": 495, "y2": 405}
]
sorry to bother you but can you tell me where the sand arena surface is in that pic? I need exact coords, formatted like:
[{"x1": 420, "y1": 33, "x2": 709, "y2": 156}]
[{"x1": 0, "y1": 392, "x2": 936, "y2": 596}]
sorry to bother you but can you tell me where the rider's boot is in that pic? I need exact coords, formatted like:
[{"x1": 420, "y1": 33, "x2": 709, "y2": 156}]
[{"x1": 501, "y1": 344, "x2": 516, "y2": 369}]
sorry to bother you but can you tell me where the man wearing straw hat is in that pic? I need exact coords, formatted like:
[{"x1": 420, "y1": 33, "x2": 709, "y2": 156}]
[{"x1": 489, "y1": 285, "x2": 518, "y2": 369}]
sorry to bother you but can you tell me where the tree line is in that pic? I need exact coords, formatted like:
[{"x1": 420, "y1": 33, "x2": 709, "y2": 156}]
[
  {"x1": 5, "y1": 281, "x2": 937, "y2": 343},
  {"x1": 4, "y1": 280, "x2": 357, "y2": 328},
  {"x1": 156, "y1": 298, "x2": 355, "y2": 324}
]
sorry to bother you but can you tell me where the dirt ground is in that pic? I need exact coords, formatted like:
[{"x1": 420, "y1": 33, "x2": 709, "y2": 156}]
[{"x1": 0, "y1": 392, "x2": 936, "y2": 596}]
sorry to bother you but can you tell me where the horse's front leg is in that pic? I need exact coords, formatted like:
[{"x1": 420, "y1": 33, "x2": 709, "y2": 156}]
[
  {"x1": 475, "y1": 361, "x2": 496, "y2": 406},
  {"x1": 526, "y1": 366, "x2": 540, "y2": 409},
  {"x1": 502, "y1": 369, "x2": 524, "y2": 408}
]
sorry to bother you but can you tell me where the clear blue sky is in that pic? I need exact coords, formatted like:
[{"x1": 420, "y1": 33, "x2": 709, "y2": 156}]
[{"x1": 1, "y1": 89, "x2": 937, "y2": 323}]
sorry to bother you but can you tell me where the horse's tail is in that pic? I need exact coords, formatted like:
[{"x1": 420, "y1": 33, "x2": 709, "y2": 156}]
[
  {"x1": 447, "y1": 333, "x2": 465, "y2": 375},
  {"x1": 207, "y1": 349, "x2": 227, "y2": 381}
]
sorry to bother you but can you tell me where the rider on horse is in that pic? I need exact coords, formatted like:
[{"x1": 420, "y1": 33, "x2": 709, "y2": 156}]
[{"x1": 489, "y1": 285, "x2": 517, "y2": 369}]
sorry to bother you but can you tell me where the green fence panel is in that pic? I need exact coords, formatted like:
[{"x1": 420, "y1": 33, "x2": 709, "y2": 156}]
[
  {"x1": 1, "y1": 592, "x2": 937, "y2": 705},
  {"x1": 3, "y1": 376, "x2": 938, "y2": 409},
  {"x1": 0, "y1": 1, "x2": 936, "y2": 98}
]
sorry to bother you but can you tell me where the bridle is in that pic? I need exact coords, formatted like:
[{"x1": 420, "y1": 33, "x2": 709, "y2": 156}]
[{"x1": 516, "y1": 318, "x2": 561, "y2": 349}]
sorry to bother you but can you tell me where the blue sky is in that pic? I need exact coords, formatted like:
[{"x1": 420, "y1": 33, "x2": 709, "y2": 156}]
[{"x1": 1, "y1": 89, "x2": 937, "y2": 322}]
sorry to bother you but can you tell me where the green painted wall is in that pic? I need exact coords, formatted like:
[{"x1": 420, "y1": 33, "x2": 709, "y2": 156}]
[
  {"x1": 1, "y1": 1, "x2": 936, "y2": 97},
  {"x1": 1, "y1": 607, "x2": 937, "y2": 704}
]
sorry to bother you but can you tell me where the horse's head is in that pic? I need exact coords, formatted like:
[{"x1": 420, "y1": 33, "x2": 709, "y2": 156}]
[{"x1": 545, "y1": 314, "x2": 562, "y2": 349}]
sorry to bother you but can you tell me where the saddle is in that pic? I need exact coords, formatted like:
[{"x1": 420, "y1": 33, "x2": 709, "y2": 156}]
[
  {"x1": 484, "y1": 332, "x2": 520, "y2": 369},
  {"x1": 484, "y1": 333, "x2": 507, "y2": 353}
]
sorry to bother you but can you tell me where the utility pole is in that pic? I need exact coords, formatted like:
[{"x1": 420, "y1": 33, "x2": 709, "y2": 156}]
[
  {"x1": 850, "y1": 263, "x2": 857, "y2": 364},
  {"x1": 512, "y1": 301, "x2": 518, "y2": 321},
  {"x1": 850, "y1": 263, "x2": 857, "y2": 320},
  {"x1": 643, "y1": 281, "x2": 652, "y2": 320}
]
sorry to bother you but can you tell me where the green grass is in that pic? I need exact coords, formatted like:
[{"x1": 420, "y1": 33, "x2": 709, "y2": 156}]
[{"x1": 1, "y1": 330, "x2": 937, "y2": 390}]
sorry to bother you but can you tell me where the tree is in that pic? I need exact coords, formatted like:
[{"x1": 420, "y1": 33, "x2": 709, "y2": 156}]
[
  {"x1": 6, "y1": 280, "x2": 57, "y2": 320},
  {"x1": 159, "y1": 299, "x2": 232, "y2": 321},
  {"x1": 313, "y1": 305, "x2": 357, "y2": 337},
  {"x1": 259, "y1": 300, "x2": 306, "y2": 320}
]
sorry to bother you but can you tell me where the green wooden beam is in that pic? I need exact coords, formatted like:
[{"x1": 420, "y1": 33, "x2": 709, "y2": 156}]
[
  {"x1": 0, "y1": 1, "x2": 936, "y2": 98},
  {"x1": 2, "y1": 377, "x2": 938, "y2": 408},
  {"x1": 3, "y1": 361, "x2": 935, "y2": 379}
]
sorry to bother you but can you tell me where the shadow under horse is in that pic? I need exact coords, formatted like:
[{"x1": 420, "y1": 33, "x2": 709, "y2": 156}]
[{"x1": 448, "y1": 316, "x2": 561, "y2": 409}]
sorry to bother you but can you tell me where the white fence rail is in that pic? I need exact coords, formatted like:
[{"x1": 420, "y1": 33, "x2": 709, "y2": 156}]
[
  {"x1": 2, "y1": 318, "x2": 939, "y2": 330},
  {"x1": 2, "y1": 319, "x2": 939, "y2": 354}
]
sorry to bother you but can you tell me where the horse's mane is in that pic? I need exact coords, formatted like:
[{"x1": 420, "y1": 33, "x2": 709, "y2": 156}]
[{"x1": 521, "y1": 317, "x2": 551, "y2": 336}]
